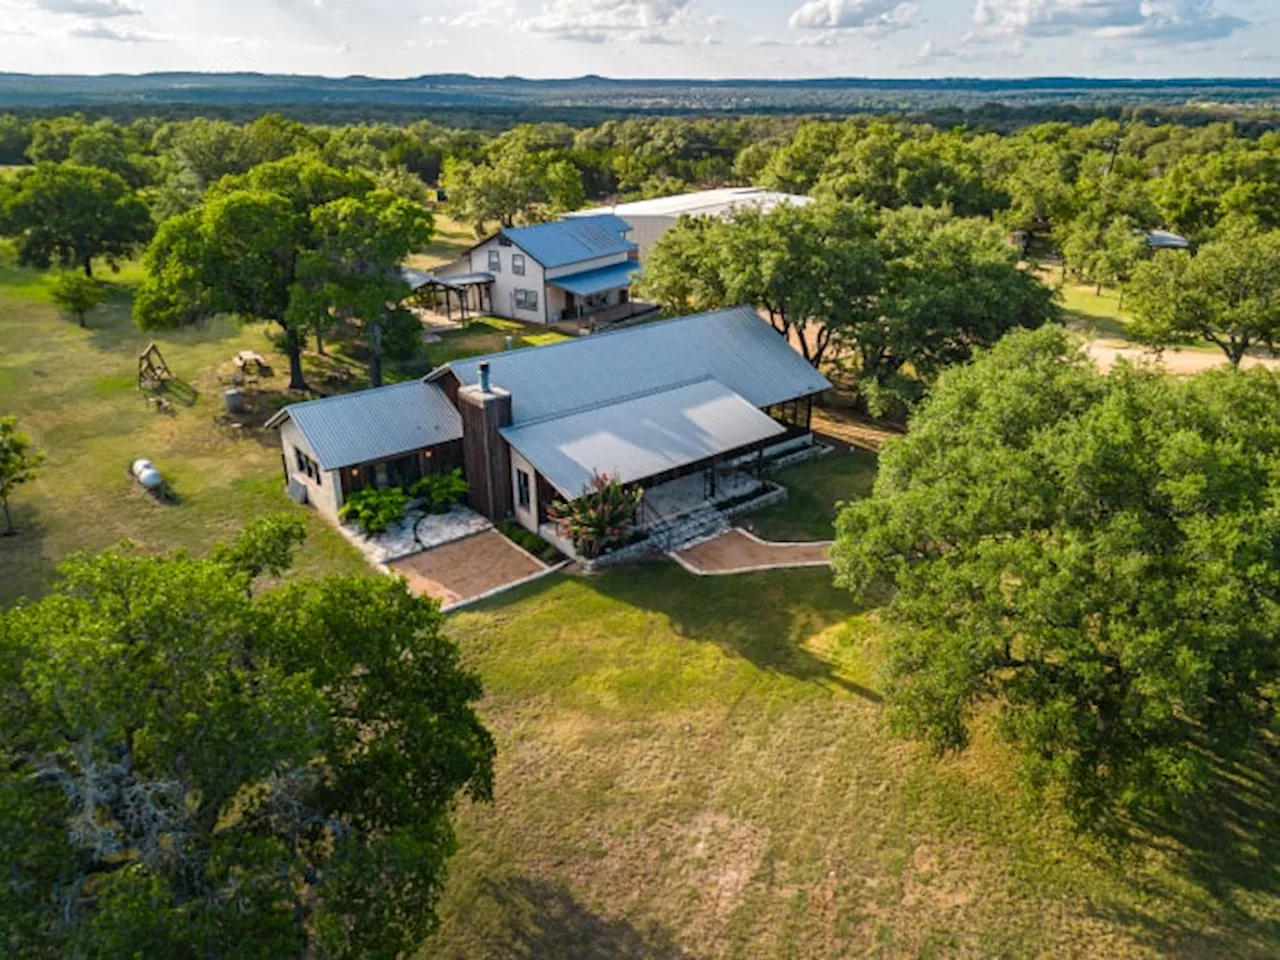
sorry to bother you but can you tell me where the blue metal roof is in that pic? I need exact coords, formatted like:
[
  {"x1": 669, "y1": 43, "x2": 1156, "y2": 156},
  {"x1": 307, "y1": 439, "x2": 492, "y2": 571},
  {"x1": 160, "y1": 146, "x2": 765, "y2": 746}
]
[
  {"x1": 267, "y1": 381, "x2": 462, "y2": 471},
  {"x1": 549, "y1": 261, "x2": 639, "y2": 297},
  {"x1": 434, "y1": 306, "x2": 831, "y2": 426},
  {"x1": 502, "y1": 215, "x2": 635, "y2": 269},
  {"x1": 501, "y1": 378, "x2": 784, "y2": 497}
]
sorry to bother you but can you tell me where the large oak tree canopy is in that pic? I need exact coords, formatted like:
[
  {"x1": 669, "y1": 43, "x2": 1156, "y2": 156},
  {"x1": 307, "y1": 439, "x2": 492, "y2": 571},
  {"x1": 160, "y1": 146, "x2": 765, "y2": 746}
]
[
  {"x1": 0, "y1": 517, "x2": 495, "y2": 958},
  {"x1": 133, "y1": 155, "x2": 432, "y2": 391},
  {"x1": 0, "y1": 161, "x2": 152, "y2": 277},
  {"x1": 834, "y1": 327, "x2": 1280, "y2": 827}
]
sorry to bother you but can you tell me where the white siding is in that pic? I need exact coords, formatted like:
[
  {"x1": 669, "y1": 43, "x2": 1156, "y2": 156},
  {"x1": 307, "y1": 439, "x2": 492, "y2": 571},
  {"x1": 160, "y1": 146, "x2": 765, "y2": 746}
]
[
  {"x1": 510, "y1": 449, "x2": 540, "y2": 534},
  {"x1": 471, "y1": 238, "x2": 548, "y2": 324},
  {"x1": 280, "y1": 419, "x2": 343, "y2": 520}
]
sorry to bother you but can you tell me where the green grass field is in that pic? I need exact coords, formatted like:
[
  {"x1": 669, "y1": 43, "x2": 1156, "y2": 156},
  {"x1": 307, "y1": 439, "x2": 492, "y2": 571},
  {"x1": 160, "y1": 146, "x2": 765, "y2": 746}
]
[
  {"x1": 424, "y1": 454, "x2": 1280, "y2": 958},
  {"x1": 0, "y1": 247, "x2": 374, "y2": 605},
  {"x1": 4, "y1": 243, "x2": 1278, "y2": 957},
  {"x1": 745, "y1": 449, "x2": 879, "y2": 541}
]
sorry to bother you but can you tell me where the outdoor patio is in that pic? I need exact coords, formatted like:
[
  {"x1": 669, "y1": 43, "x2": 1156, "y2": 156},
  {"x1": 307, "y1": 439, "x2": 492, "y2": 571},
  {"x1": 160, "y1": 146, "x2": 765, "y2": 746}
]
[{"x1": 642, "y1": 469, "x2": 764, "y2": 524}]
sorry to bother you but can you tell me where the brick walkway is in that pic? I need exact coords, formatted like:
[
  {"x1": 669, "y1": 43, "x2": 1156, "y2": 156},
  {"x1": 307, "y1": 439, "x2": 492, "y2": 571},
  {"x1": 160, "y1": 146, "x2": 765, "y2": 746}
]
[
  {"x1": 388, "y1": 530, "x2": 549, "y2": 608},
  {"x1": 671, "y1": 529, "x2": 832, "y2": 576}
]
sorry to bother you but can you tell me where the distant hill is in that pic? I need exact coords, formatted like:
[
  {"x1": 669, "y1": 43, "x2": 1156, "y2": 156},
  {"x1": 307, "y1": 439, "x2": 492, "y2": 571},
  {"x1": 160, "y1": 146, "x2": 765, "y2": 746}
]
[{"x1": 2, "y1": 72, "x2": 1279, "y2": 114}]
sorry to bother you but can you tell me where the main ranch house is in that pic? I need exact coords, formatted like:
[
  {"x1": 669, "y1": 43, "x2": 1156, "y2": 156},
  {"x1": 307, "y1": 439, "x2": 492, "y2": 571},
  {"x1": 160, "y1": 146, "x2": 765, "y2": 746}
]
[
  {"x1": 268, "y1": 306, "x2": 829, "y2": 553},
  {"x1": 405, "y1": 214, "x2": 645, "y2": 328}
]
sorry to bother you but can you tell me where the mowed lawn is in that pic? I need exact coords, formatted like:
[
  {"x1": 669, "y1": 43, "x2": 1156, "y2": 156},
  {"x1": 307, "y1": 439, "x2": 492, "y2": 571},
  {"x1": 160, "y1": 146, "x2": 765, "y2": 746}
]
[
  {"x1": 430, "y1": 458, "x2": 1280, "y2": 958},
  {"x1": 0, "y1": 250, "x2": 377, "y2": 604}
]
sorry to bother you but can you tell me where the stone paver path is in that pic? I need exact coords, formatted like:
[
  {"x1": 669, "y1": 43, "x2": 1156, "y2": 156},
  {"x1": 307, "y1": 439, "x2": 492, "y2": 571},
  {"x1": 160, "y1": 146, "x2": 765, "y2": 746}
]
[
  {"x1": 388, "y1": 530, "x2": 550, "y2": 609},
  {"x1": 672, "y1": 529, "x2": 832, "y2": 576}
]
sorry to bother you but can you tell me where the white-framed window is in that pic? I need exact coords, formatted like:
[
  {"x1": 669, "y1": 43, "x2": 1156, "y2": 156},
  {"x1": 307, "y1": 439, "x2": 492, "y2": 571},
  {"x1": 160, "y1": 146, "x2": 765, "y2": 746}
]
[
  {"x1": 512, "y1": 253, "x2": 525, "y2": 276},
  {"x1": 514, "y1": 289, "x2": 539, "y2": 311},
  {"x1": 294, "y1": 448, "x2": 321, "y2": 483},
  {"x1": 488, "y1": 250, "x2": 501, "y2": 272},
  {"x1": 516, "y1": 469, "x2": 531, "y2": 509}
]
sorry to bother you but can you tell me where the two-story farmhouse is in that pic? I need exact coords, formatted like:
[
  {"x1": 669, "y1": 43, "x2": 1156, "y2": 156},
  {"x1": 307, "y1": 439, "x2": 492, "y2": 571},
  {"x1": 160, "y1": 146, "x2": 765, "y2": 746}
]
[
  {"x1": 268, "y1": 306, "x2": 830, "y2": 553},
  {"x1": 409, "y1": 214, "x2": 645, "y2": 327}
]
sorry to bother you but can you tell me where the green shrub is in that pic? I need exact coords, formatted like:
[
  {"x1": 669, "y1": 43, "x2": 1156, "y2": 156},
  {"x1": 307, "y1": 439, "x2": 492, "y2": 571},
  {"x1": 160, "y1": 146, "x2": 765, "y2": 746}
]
[
  {"x1": 547, "y1": 472, "x2": 642, "y2": 560},
  {"x1": 410, "y1": 468, "x2": 469, "y2": 513},
  {"x1": 498, "y1": 519, "x2": 560, "y2": 562},
  {"x1": 339, "y1": 487, "x2": 410, "y2": 535}
]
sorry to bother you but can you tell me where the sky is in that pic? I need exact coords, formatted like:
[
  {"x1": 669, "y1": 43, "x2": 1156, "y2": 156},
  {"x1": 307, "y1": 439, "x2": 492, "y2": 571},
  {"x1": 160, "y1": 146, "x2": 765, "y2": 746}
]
[{"x1": 0, "y1": 0, "x2": 1275, "y2": 80}]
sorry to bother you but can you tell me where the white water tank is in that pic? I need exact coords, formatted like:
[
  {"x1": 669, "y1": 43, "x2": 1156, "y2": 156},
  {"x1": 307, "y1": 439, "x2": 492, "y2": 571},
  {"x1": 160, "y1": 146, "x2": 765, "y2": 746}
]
[{"x1": 131, "y1": 459, "x2": 163, "y2": 490}]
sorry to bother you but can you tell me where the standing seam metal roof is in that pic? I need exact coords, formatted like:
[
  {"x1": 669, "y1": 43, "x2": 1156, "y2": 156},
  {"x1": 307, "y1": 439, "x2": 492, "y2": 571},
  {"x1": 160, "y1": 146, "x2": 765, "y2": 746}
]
[
  {"x1": 548, "y1": 261, "x2": 639, "y2": 297},
  {"x1": 434, "y1": 305, "x2": 830, "y2": 425},
  {"x1": 501, "y1": 377, "x2": 785, "y2": 497},
  {"x1": 501, "y1": 214, "x2": 636, "y2": 269},
  {"x1": 268, "y1": 381, "x2": 463, "y2": 471}
]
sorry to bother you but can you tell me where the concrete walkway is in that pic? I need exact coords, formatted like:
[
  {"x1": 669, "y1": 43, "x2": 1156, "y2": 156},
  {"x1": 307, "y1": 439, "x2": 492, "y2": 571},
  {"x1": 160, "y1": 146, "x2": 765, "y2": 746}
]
[{"x1": 671, "y1": 529, "x2": 832, "y2": 576}]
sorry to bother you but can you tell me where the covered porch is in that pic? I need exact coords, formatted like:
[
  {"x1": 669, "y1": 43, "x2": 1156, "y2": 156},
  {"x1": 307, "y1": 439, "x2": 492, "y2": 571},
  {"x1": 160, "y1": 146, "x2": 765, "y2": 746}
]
[
  {"x1": 403, "y1": 267, "x2": 494, "y2": 323},
  {"x1": 546, "y1": 261, "x2": 650, "y2": 330}
]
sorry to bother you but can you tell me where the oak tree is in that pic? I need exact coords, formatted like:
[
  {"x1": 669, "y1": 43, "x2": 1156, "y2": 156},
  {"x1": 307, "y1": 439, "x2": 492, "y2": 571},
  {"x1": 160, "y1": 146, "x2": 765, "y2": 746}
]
[
  {"x1": 0, "y1": 517, "x2": 495, "y2": 957},
  {"x1": 834, "y1": 327, "x2": 1280, "y2": 827}
]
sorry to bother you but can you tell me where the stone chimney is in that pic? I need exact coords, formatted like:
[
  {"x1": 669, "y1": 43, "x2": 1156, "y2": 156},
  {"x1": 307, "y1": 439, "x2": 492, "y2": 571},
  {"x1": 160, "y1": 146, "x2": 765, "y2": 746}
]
[{"x1": 458, "y1": 362, "x2": 513, "y2": 520}]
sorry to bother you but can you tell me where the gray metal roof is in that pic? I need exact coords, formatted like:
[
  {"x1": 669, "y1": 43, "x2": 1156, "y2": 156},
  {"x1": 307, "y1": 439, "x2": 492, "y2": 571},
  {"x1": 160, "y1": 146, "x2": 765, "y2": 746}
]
[
  {"x1": 502, "y1": 215, "x2": 635, "y2": 269},
  {"x1": 1146, "y1": 229, "x2": 1191, "y2": 249},
  {"x1": 401, "y1": 267, "x2": 493, "y2": 291},
  {"x1": 502, "y1": 378, "x2": 784, "y2": 497},
  {"x1": 435, "y1": 306, "x2": 830, "y2": 425},
  {"x1": 267, "y1": 381, "x2": 462, "y2": 471},
  {"x1": 549, "y1": 261, "x2": 639, "y2": 297}
]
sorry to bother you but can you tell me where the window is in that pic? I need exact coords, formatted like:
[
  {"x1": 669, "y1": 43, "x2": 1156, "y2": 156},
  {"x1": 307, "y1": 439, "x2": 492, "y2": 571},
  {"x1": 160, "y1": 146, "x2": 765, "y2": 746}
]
[
  {"x1": 514, "y1": 289, "x2": 539, "y2": 312},
  {"x1": 512, "y1": 254, "x2": 525, "y2": 276},
  {"x1": 294, "y1": 447, "x2": 321, "y2": 483},
  {"x1": 488, "y1": 250, "x2": 501, "y2": 272},
  {"x1": 516, "y1": 469, "x2": 531, "y2": 510}
]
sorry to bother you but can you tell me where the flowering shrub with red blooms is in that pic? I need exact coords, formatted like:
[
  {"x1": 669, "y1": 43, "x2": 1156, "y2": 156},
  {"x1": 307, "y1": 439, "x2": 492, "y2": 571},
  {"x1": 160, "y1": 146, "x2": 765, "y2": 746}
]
[{"x1": 547, "y1": 472, "x2": 643, "y2": 559}]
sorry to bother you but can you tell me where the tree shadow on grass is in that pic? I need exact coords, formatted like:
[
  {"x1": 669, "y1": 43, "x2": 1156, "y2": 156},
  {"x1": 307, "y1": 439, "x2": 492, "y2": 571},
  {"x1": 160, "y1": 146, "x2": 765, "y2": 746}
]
[
  {"x1": 1087, "y1": 733, "x2": 1280, "y2": 958},
  {"x1": 0, "y1": 500, "x2": 55, "y2": 606},
  {"x1": 584, "y1": 561, "x2": 883, "y2": 703},
  {"x1": 450, "y1": 876, "x2": 689, "y2": 960}
]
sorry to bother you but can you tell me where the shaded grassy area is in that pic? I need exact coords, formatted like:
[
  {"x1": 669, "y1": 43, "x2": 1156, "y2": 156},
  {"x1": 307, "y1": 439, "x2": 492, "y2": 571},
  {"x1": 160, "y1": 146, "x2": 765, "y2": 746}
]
[
  {"x1": 405, "y1": 211, "x2": 477, "y2": 270},
  {"x1": 429, "y1": 317, "x2": 571, "y2": 366},
  {"x1": 744, "y1": 448, "x2": 879, "y2": 542},
  {"x1": 1059, "y1": 282, "x2": 1135, "y2": 342},
  {"x1": 0, "y1": 248, "x2": 367, "y2": 606},
  {"x1": 429, "y1": 556, "x2": 1280, "y2": 958}
]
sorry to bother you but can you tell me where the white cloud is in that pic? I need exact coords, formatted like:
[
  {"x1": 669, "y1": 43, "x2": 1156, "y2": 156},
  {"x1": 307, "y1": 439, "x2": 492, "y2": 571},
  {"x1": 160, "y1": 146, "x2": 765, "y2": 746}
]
[
  {"x1": 66, "y1": 21, "x2": 167, "y2": 41},
  {"x1": 520, "y1": 0, "x2": 698, "y2": 38},
  {"x1": 423, "y1": 0, "x2": 516, "y2": 29},
  {"x1": 973, "y1": 0, "x2": 1247, "y2": 43},
  {"x1": 788, "y1": 0, "x2": 916, "y2": 31},
  {"x1": 916, "y1": 38, "x2": 955, "y2": 58},
  {"x1": 28, "y1": 0, "x2": 141, "y2": 17}
]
